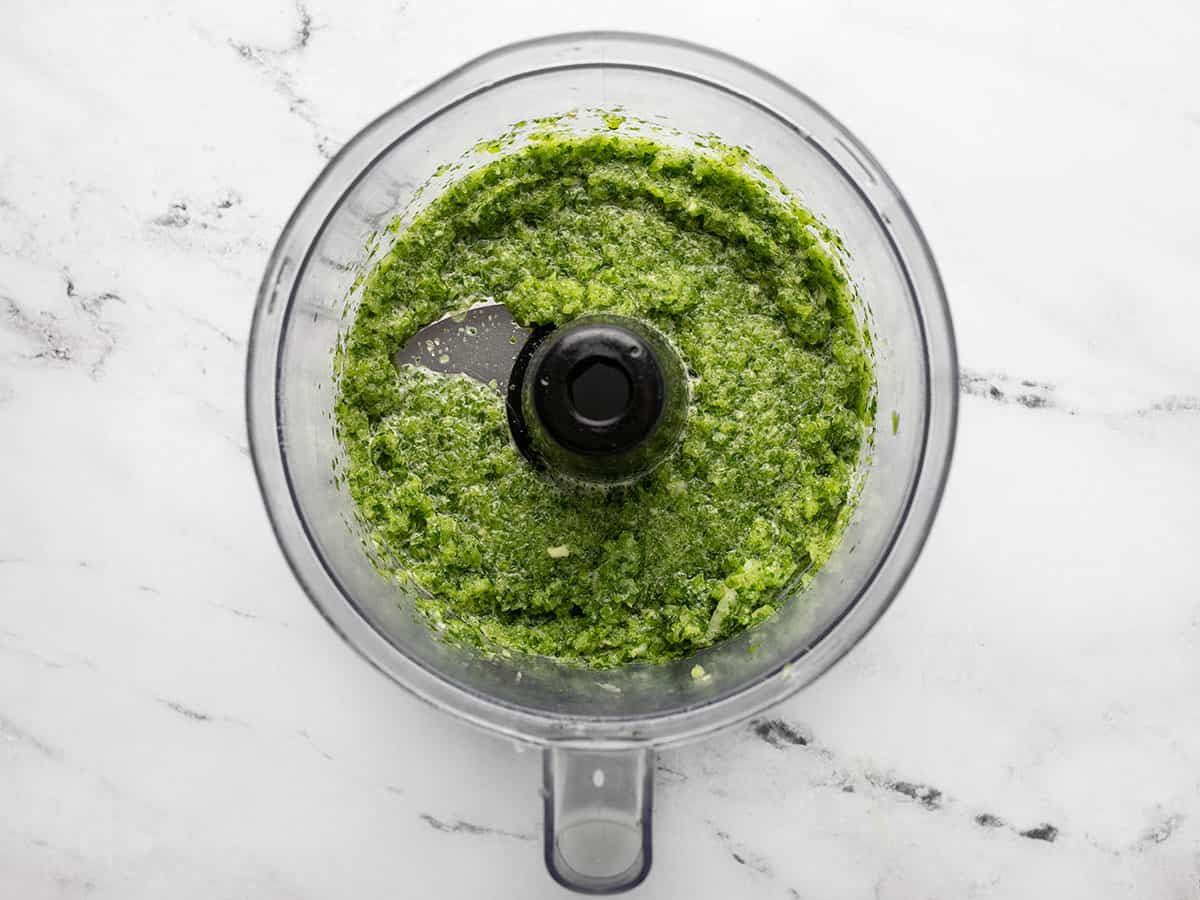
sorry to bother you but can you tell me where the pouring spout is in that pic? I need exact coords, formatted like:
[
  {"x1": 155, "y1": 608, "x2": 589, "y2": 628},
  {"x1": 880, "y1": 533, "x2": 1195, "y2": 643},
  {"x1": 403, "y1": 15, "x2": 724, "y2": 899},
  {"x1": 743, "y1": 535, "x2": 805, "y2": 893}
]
[{"x1": 542, "y1": 744, "x2": 655, "y2": 894}]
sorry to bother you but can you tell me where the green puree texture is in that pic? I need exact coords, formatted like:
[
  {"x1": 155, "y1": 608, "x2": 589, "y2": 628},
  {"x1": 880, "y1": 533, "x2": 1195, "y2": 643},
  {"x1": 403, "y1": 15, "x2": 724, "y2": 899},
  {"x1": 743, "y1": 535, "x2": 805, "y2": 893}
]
[{"x1": 335, "y1": 133, "x2": 874, "y2": 669}]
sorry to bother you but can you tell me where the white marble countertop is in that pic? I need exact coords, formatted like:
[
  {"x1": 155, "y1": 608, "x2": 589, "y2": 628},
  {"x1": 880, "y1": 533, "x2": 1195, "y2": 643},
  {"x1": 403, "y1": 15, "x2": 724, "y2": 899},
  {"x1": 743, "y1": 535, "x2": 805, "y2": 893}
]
[{"x1": 3, "y1": 1, "x2": 1199, "y2": 897}]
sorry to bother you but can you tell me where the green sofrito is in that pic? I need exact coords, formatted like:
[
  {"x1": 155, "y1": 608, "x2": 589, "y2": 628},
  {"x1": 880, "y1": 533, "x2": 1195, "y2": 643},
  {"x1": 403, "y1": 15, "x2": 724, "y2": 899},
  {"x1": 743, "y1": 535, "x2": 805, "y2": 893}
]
[{"x1": 335, "y1": 132, "x2": 873, "y2": 669}]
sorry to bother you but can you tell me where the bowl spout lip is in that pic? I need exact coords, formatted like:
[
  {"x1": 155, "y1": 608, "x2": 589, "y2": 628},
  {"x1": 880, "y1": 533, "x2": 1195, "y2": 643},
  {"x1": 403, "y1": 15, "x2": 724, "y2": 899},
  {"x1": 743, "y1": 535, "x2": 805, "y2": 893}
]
[{"x1": 245, "y1": 31, "x2": 958, "y2": 749}]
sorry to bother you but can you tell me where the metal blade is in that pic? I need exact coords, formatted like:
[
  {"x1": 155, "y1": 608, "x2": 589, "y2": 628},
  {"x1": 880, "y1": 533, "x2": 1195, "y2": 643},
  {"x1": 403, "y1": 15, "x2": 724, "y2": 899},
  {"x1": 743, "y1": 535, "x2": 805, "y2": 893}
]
[{"x1": 392, "y1": 302, "x2": 533, "y2": 392}]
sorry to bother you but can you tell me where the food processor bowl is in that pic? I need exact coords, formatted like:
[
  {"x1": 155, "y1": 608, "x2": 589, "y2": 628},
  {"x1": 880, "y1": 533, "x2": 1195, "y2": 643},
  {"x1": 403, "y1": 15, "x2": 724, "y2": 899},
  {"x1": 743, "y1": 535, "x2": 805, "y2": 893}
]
[{"x1": 246, "y1": 32, "x2": 957, "y2": 893}]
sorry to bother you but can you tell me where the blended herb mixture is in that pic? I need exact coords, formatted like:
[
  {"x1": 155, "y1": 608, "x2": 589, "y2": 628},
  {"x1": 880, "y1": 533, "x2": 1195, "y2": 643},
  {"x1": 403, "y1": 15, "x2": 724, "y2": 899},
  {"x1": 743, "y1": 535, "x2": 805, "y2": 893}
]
[{"x1": 335, "y1": 131, "x2": 873, "y2": 668}]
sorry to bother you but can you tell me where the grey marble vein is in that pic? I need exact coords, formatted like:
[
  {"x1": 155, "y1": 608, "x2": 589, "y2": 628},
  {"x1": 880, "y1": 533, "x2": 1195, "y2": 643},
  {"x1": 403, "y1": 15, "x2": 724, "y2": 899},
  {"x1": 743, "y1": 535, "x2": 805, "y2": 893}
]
[
  {"x1": 1019, "y1": 823, "x2": 1059, "y2": 843},
  {"x1": 157, "y1": 699, "x2": 213, "y2": 723},
  {"x1": 2, "y1": 297, "x2": 73, "y2": 363},
  {"x1": 184, "y1": 313, "x2": 241, "y2": 347},
  {"x1": 711, "y1": 824, "x2": 773, "y2": 877},
  {"x1": 144, "y1": 189, "x2": 269, "y2": 270},
  {"x1": 959, "y1": 367, "x2": 1056, "y2": 410},
  {"x1": 152, "y1": 200, "x2": 192, "y2": 229},
  {"x1": 0, "y1": 634, "x2": 65, "y2": 670},
  {"x1": 293, "y1": 1, "x2": 314, "y2": 51},
  {"x1": 0, "y1": 629, "x2": 97, "y2": 673},
  {"x1": 731, "y1": 719, "x2": 1084, "y2": 849},
  {"x1": 225, "y1": 2, "x2": 336, "y2": 159},
  {"x1": 296, "y1": 729, "x2": 334, "y2": 761},
  {"x1": 62, "y1": 269, "x2": 124, "y2": 316},
  {"x1": 1, "y1": 272, "x2": 122, "y2": 379},
  {"x1": 149, "y1": 190, "x2": 244, "y2": 234},
  {"x1": 885, "y1": 779, "x2": 945, "y2": 810},
  {"x1": 53, "y1": 874, "x2": 97, "y2": 895},
  {"x1": 958, "y1": 365, "x2": 1200, "y2": 422},
  {"x1": 1136, "y1": 813, "x2": 1183, "y2": 847},
  {"x1": 1136, "y1": 395, "x2": 1200, "y2": 415},
  {"x1": 655, "y1": 760, "x2": 689, "y2": 783},
  {"x1": 418, "y1": 812, "x2": 534, "y2": 841},
  {"x1": 751, "y1": 718, "x2": 811, "y2": 749},
  {"x1": 0, "y1": 714, "x2": 62, "y2": 760}
]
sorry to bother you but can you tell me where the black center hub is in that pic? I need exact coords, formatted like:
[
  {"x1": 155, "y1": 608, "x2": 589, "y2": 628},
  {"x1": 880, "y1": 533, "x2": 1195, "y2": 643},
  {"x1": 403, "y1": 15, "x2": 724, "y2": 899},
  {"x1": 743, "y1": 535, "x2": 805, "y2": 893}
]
[
  {"x1": 508, "y1": 314, "x2": 688, "y2": 484},
  {"x1": 531, "y1": 321, "x2": 664, "y2": 456}
]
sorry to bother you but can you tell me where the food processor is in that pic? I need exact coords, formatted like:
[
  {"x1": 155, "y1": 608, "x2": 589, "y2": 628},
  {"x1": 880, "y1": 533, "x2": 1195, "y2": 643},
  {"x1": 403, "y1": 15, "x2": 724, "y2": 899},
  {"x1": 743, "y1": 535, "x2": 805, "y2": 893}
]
[{"x1": 246, "y1": 33, "x2": 957, "y2": 893}]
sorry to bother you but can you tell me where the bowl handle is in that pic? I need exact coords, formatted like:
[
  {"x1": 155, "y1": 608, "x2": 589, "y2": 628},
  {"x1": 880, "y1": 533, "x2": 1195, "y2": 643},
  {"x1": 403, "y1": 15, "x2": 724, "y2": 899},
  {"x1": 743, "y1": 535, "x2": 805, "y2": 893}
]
[{"x1": 542, "y1": 743, "x2": 654, "y2": 893}]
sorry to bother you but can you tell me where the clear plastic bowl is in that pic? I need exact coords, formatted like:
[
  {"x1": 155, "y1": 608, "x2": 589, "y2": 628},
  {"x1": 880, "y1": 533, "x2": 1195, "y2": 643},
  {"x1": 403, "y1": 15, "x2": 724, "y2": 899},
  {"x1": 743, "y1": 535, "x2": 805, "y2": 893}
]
[{"x1": 246, "y1": 32, "x2": 957, "y2": 893}]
